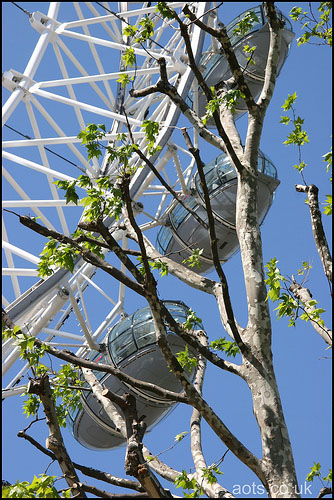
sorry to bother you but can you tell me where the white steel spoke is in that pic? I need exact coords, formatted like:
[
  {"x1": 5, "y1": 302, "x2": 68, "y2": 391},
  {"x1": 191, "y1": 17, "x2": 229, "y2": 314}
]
[
  {"x1": 85, "y1": 3, "x2": 122, "y2": 42},
  {"x1": 74, "y1": 2, "x2": 115, "y2": 108},
  {"x1": 29, "y1": 95, "x2": 96, "y2": 175},
  {"x1": 76, "y1": 280, "x2": 93, "y2": 335},
  {"x1": 2, "y1": 167, "x2": 57, "y2": 229},
  {"x1": 52, "y1": 42, "x2": 101, "y2": 174},
  {"x1": 2, "y1": 220, "x2": 21, "y2": 297},
  {"x1": 26, "y1": 100, "x2": 70, "y2": 235},
  {"x1": 3, "y1": 151, "x2": 76, "y2": 181},
  {"x1": 31, "y1": 87, "x2": 142, "y2": 127},
  {"x1": 2, "y1": 242, "x2": 40, "y2": 265},
  {"x1": 78, "y1": 273, "x2": 117, "y2": 305},
  {"x1": 3, "y1": 269, "x2": 38, "y2": 277},
  {"x1": 3, "y1": 131, "x2": 145, "y2": 147},
  {"x1": 56, "y1": 28, "x2": 174, "y2": 63},
  {"x1": 54, "y1": 37, "x2": 115, "y2": 110}
]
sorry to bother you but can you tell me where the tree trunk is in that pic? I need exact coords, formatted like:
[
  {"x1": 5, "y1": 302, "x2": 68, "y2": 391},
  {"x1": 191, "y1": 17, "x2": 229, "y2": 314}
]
[{"x1": 236, "y1": 170, "x2": 300, "y2": 497}]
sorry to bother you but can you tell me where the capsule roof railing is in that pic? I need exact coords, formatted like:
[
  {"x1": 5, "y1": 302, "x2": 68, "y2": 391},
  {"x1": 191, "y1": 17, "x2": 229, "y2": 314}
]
[
  {"x1": 194, "y1": 149, "x2": 277, "y2": 195},
  {"x1": 199, "y1": 5, "x2": 293, "y2": 79}
]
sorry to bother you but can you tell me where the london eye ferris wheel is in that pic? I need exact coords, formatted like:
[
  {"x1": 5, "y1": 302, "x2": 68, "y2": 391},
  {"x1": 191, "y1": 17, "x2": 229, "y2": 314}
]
[{"x1": 2, "y1": 2, "x2": 294, "y2": 449}]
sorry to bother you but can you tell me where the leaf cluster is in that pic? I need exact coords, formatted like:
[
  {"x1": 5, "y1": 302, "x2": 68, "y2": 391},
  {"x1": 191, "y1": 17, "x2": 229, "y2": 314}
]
[
  {"x1": 22, "y1": 363, "x2": 82, "y2": 427},
  {"x1": 176, "y1": 345, "x2": 197, "y2": 373},
  {"x1": 182, "y1": 248, "x2": 203, "y2": 269},
  {"x1": 306, "y1": 462, "x2": 332, "y2": 484},
  {"x1": 183, "y1": 309, "x2": 202, "y2": 330},
  {"x1": 38, "y1": 239, "x2": 80, "y2": 276},
  {"x1": 155, "y1": 2, "x2": 175, "y2": 20},
  {"x1": 141, "y1": 119, "x2": 161, "y2": 155},
  {"x1": 14, "y1": 332, "x2": 50, "y2": 366},
  {"x1": 174, "y1": 431, "x2": 189, "y2": 442},
  {"x1": 201, "y1": 464, "x2": 223, "y2": 485},
  {"x1": 137, "y1": 256, "x2": 169, "y2": 277},
  {"x1": 210, "y1": 338, "x2": 240, "y2": 358},
  {"x1": 281, "y1": 94, "x2": 309, "y2": 148},
  {"x1": 242, "y1": 44, "x2": 257, "y2": 65},
  {"x1": 175, "y1": 470, "x2": 203, "y2": 498},
  {"x1": 289, "y1": 3, "x2": 332, "y2": 47},
  {"x1": 265, "y1": 258, "x2": 326, "y2": 328},
  {"x1": 203, "y1": 88, "x2": 246, "y2": 123},
  {"x1": 123, "y1": 16, "x2": 154, "y2": 44},
  {"x1": 122, "y1": 47, "x2": 136, "y2": 68},
  {"x1": 77, "y1": 123, "x2": 106, "y2": 160},
  {"x1": 2, "y1": 474, "x2": 70, "y2": 498},
  {"x1": 232, "y1": 11, "x2": 260, "y2": 37}
]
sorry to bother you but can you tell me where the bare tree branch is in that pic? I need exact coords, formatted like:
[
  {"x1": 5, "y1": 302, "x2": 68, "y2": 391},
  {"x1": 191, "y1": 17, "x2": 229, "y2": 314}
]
[
  {"x1": 74, "y1": 483, "x2": 149, "y2": 498},
  {"x1": 123, "y1": 113, "x2": 209, "y2": 231},
  {"x1": 189, "y1": 332, "x2": 235, "y2": 498},
  {"x1": 181, "y1": 128, "x2": 246, "y2": 354},
  {"x1": 317, "y1": 487, "x2": 333, "y2": 498},
  {"x1": 27, "y1": 374, "x2": 87, "y2": 497},
  {"x1": 102, "y1": 390, "x2": 173, "y2": 498},
  {"x1": 295, "y1": 184, "x2": 332, "y2": 291},
  {"x1": 16, "y1": 214, "x2": 145, "y2": 297},
  {"x1": 129, "y1": 58, "x2": 239, "y2": 162},
  {"x1": 289, "y1": 282, "x2": 332, "y2": 346},
  {"x1": 17, "y1": 430, "x2": 146, "y2": 492}
]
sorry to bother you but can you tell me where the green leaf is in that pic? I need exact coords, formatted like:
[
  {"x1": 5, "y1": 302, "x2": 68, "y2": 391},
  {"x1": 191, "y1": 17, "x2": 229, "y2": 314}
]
[
  {"x1": 141, "y1": 120, "x2": 160, "y2": 154},
  {"x1": 322, "y1": 469, "x2": 332, "y2": 483},
  {"x1": 201, "y1": 465, "x2": 223, "y2": 485},
  {"x1": 116, "y1": 73, "x2": 134, "y2": 88},
  {"x1": 289, "y1": 6, "x2": 303, "y2": 22},
  {"x1": 210, "y1": 337, "x2": 240, "y2": 357},
  {"x1": 156, "y1": 2, "x2": 175, "y2": 20},
  {"x1": 122, "y1": 47, "x2": 136, "y2": 68},
  {"x1": 293, "y1": 161, "x2": 307, "y2": 172},
  {"x1": 22, "y1": 394, "x2": 40, "y2": 418},
  {"x1": 123, "y1": 25, "x2": 138, "y2": 38},
  {"x1": 183, "y1": 309, "x2": 202, "y2": 330},
  {"x1": 182, "y1": 248, "x2": 203, "y2": 269},
  {"x1": 150, "y1": 259, "x2": 169, "y2": 277},
  {"x1": 265, "y1": 257, "x2": 286, "y2": 302},
  {"x1": 306, "y1": 462, "x2": 322, "y2": 482},
  {"x1": 281, "y1": 92, "x2": 297, "y2": 111},
  {"x1": 323, "y1": 194, "x2": 332, "y2": 215},
  {"x1": 274, "y1": 293, "x2": 298, "y2": 321},
  {"x1": 232, "y1": 11, "x2": 260, "y2": 37},
  {"x1": 280, "y1": 116, "x2": 291, "y2": 125},
  {"x1": 175, "y1": 470, "x2": 203, "y2": 497},
  {"x1": 176, "y1": 345, "x2": 197, "y2": 373},
  {"x1": 243, "y1": 44, "x2": 256, "y2": 64},
  {"x1": 175, "y1": 431, "x2": 189, "y2": 442}
]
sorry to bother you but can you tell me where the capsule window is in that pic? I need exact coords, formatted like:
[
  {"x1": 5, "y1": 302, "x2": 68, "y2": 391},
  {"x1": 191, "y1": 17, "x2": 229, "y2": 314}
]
[
  {"x1": 226, "y1": 6, "x2": 264, "y2": 47},
  {"x1": 165, "y1": 303, "x2": 188, "y2": 325},
  {"x1": 156, "y1": 226, "x2": 173, "y2": 254},
  {"x1": 133, "y1": 321, "x2": 156, "y2": 349},
  {"x1": 170, "y1": 196, "x2": 198, "y2": 229},
  {"x1": 109, "y1": 317, "x2": 132, "y2": 341},
  {"x1": 109, "y1": 329, "x2": 136, "y2": 364}
]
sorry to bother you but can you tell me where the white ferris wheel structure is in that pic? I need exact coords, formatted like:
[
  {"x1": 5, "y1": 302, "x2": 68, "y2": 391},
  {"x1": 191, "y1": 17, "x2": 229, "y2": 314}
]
[{"x1": 2, "y1": 2, "x2": 212, "y2": 399}]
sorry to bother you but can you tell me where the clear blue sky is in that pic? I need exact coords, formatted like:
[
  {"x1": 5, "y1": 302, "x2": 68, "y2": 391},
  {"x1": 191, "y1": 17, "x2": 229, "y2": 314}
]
[{"x1": 2, "y1": 2, "x2": 332, "y2": 498}]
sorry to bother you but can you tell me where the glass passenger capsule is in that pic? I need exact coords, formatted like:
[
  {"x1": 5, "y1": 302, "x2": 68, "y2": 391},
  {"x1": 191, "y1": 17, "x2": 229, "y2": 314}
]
[
  {"x1": 156, "y1": 150, "x2": 279, "y2": 273},
  {"x1": 187, "y1": 5, "x2": 294, "y2": 122},
  {"x1": 67, "y1": 301, "x2": 199, "y2": 450}
]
